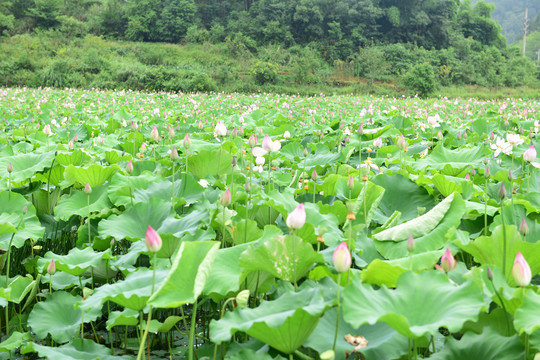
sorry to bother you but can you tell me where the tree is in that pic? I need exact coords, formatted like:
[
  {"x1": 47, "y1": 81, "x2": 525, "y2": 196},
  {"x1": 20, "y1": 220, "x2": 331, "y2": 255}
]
[{"x1": 158, "y1": 0, "x2": 197, "y2": 43}]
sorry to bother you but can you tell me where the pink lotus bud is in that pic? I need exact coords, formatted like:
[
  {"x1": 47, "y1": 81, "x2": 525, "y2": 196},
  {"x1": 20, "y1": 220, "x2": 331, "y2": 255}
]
[
  {"x1": 456, "y1": 131, "x2": 461, "y2": 140},
  {"x1": 7, "y1": 163, "x2": 13, "y2": 174},
  {"x1": 47, "y1": 259, "x2": 56, "y2": 275},
  {"x1": 168, "y1": 125, "x2": 175, "y2": 138},
  {"x1": 498, "y1": 183, "x2": 506, "y2": 200},
  {"x1": 484, "y1": 166, "x2": 490, "y2": 179},
  {"x1": 407, "y1": 235, "x2": 415, "y2": 253},
  {"x1": 333, "y1": 242, "x2": 352, "y2": 273},
  {"x1": 220, "y1": 189, "x2": 231, "y2": 207},
  {"x1": 437, "y1": 130, "x2": 444, "y2": 141},
  {"x1": 23, "y1": 204, "x2": 28, "y2": 215},
  {"x1": 262, "y1": 134, "x2": 273, "y2": 152},
  {"x1": 131, "y1": 120, "x2": 138, "y2": 131},
  {"x1": 464, "y1": 173, "x2": 470, "y2": 181},
  {"x1": 145, "y1": 225, "x2": 162, "y2": 253},
  {"x1": 311, "y1": 169, "x2": 318, "y2": 180},
  {"x1": 230, "y1": 127, "x2": 237, "y2": 138},
  {"x1": 183, "y1": 133, "x2": 191, "y2": 149},
  {"x1": 440, "y1": 248, "x2": 456, "y2": 273},
  {"x1": 150, "y1": 126, "x2": 159, "y2": 142},
  {"x1": 197, "y1": 120, "x2": 203, "y2": 130},
  {"x1": 214, "y1": 120, "x2": 227, "y2": 137},
  {"x1": 248, "y1": 134, "x2": 257, "y2": 148},
  {"x1": 347, "y1": 175, "x2": 354, "y2": 190},
  {"x1": 99, "y1": 137, "x2": 104, "y2": 145},
  {"x1": 519, "y1": 218, "x2": 529, "y2": 237},
  {"x1": 286, "y1": 203, "x2": 306, "y2": 230},
  {"x1": 170, "y1": 147, "x2": 179, "y2": 161},
  {"x1": 373, "y1": 137, "x2": 382, "y2": 148},
  {"x1": 396, "y1": 133, "x2": 407, "y2": 151},
  {"x1": 84, "y1": 182, "x2": 92, "y2": 195},
  {"x1": 357, "y1": 123, "x2": 364, "y2": 136},
  {"x1": 523, "y1": 145, "x2": 536, "y2": 163},
  {"x1": 303, "y1": 148, "x2": 309, "y2": 157},
  {"x1": 74, "y1": 134, "x2": 78, "y2": 142},
  {"x1": 512, "y1": 251, "x2": 531, "y2": 287},
  {"x1": 486, "y1": 266, "x2": 494, "y2": 281},
  {"x1": 43, "y1": 124, "x2": 52, "y2": 136},
  {"x1": 126, "y1": 160, "x2": 134, "y2": 174}
]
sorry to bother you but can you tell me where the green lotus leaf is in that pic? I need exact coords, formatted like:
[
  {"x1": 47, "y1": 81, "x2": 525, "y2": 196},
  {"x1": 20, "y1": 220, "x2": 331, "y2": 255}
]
[
  {"x1": 346, "y1": 181, "x2": 385, "y2": 228},
  {"x1": 79, "y1": 268, "x2": 169, "y2": 311},
  {"x1": 28, "y1": 292, "x2": 100, "y2": 343},
  {"x1": 133, "y1": 176, "x2": 205, "y2": 205},
  {"x1": 22, "y1": 339, "x2": 132, "y2": 360},
  {"x1": 226, "y1": 348, "x2": 287, "y2": 360},
  {"x1": 44, "y1": 247, "x2": 111, "y2": 277},
  {"x1": 107, "y1": 171, "x2": 160, "y2": 207},
  {"x1": 514, "y1": 289, "x2": 540, "y2": 335},
  {"x1": 305, "y1": 308, "x2": 409, "y2": 360},
  {"x1": 0, "y1": 275, "x2": 34, "y2": 304},
  {"x1": 372, "y1": 173, "x2": 435, "y2": 223},
  {"x1": 203, "y1": 243, "x2": 250, "y2": 299},
  {"x1": 188, "y1": 148, "x2": 233, "y2": 178},
  {"x1": 55, "y1": 184, "x2": 112, "y2": 220},
  {"x1": 0, "y1": 331, "x2": 30, "y2": 352},
  {"x1": 210, "y1": 282, "x2": 332, "y2": 354},
  {"x1": 342, "y1": 271, "x2": 488, "y2": 338},
  {"x1": 232, "y1": 219, "x2": 263, "y2": 244},
  {"x1": 55, "y1": 150, "x2": 89, "y2": 166},
  {"x1": 0, "y1": 192, "x2": 44, "y2": 249},
  {"x1": 0, "y1": 151, "x2": 55, "y2": 183},
  {"x1": 239, "y1": 234, "x2": 323, "y2": 283},
  {"x1": 429, "y1": 327, "x2": 524, "y2": 360},
  {"x1": 106, "y1": 308, "x2": 139, "y2": 330},
  {"x1": 42, "y1": 271, "x2": 91, "y2": 291},
  {"x1": 149, "y1": 241, "x2": 220, "y2": 308},
  {"x1": 458, "y1": 225, "x2": 540, "y2": 284},
  {"x1": 374, "y1": 193, "x2": 465, "y2": 259},
  {"x1": 303, "y1": 145, "x2": 341, "y2": 170},
  {"x1": 412, "y1": 145, "x2": 487, "y2": 175},
  {"x1": 62, "y1": 164, "x2": 120, "y2": 188}
]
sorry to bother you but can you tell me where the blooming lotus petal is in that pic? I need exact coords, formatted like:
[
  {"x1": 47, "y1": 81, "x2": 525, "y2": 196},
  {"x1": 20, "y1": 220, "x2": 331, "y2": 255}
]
[{"x1": 252, "y1": 147, "x2": 268, "y2": 157}]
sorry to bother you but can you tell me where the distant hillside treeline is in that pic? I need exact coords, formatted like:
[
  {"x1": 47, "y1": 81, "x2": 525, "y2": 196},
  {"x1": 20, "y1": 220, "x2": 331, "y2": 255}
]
[{"x1": 0, "y1": 0, "x2": 539, "y2": 95}]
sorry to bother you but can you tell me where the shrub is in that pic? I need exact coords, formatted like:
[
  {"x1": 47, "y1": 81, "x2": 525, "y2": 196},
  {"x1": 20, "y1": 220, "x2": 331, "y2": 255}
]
[
  {"x1": 251, "y1": 61, "x2": 279, "y2": 85},
  {"x1": 401, "y1": 62, "x2": 438, "y2": 97}
]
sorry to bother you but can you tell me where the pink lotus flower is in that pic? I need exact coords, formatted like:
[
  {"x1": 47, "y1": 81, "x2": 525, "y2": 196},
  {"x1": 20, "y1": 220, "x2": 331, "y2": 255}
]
[
  {"x1": 150, "y1": 125, "x2": 159, "y2": 142},
  {"x1": 512, "y1": 251, "x2": 531, "y2": 287},
  {"x1": 43, "y1": 124, "x2": 52, "y2": 137},
  {"x1": 333, "y1": 242, "x2": 352, "y2": 273},
  {"x1": 523, "y1": 145, "x2": 536, "y2": 163},
  {"x1": 440, "y1": 248, "x2": 456, "y2": 273},
  {"x1": 145, "y1": 225, "x2": 162, "y2": 253},
  {"x1": 286, "y1": 203, "x2": 306, "y2": 230},
  {"x1": 373, "y1": 137, "x2": 383, "y2": 148},
  {"x1": 396, "y1": 133, "x2": 407, "y2": 151},
  {"x1": 220, "y1": 189, "x2": 231, "y2": 207}
]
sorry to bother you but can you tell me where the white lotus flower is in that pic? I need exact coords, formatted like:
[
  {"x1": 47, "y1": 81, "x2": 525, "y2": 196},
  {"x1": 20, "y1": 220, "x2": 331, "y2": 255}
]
[
  {"x1": 506, "y1": 133, "x2": 523, "y2": 147},
  {"x1": 491, "y1": 136, "x2": 512, "y2": 157}
]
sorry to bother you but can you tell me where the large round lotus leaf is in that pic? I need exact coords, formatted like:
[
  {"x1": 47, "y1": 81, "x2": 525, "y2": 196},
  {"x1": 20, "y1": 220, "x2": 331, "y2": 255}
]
[
  {"x1": 373, "y1": 193, "x2": 465, "y2": 259},
  {"x1": 372, "y1": 173, "x2": 435, "y2": 223},
  {"x1": 22, "y1": 339, "x2": 132, "y2": 360},
  {"x1": 514, "y1": 289, "x2": 540, "y2": 335},
  {"x1": 54, "y1": 184, "x2": 112, "y2": 220},
  {"x1": 62, "y1": 164, "x2": 120, "y2": 188},
  {"x1": 411, "y1": 145, "x2": 487, "y2": 175},
  {"x1": 342, "y1": 271, "x2": 488, "y2": 338},
  {"x1": 28, "y1": 292, "x2": 100, "y2": 343},
  {"x1": 0, "y1": 151, "x2": 55, "y2": 183},
  {"x1": 0, "y1": 192, "x2": 44, "y2": 249},
  {"x1": 203, "y1": 243, "x2": 250, "y2": 299},
  {"x1": 429, "y1": 327, "x2": 524, "y2": 360},
  {"x1": 210, "y1": 282, "x2": 332, "y2": 354},
  {"x1": 44, "y1": 247, "x2": 111, "y2": 277},
  {"x1": 0, "y1": 331, "x2": 30, "y2": 352},
  {"x1": 305, "y1": 307, "x2": 409, "y2": 360}
]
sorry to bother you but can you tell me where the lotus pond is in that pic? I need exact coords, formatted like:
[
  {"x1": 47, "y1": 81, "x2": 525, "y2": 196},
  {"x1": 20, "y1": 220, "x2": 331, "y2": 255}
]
[{"x1": 0, "y1": 88, "x2": 539, "y2": 360}]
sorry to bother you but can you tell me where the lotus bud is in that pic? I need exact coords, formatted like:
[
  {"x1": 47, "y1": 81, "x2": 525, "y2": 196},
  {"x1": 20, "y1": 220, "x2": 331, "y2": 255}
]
[
  {"x1": 262, "y1": 134, "x2": 273, "y2": 152},
  {"x1": 168, "y1": 125, "x2": 175, "y2": 139},
  {"x1": 357, "y1": 123, "x2": 364, "y2": 136},
  {"x1": 7, "y1": 163, "x2": 13, "y2": 174},
  {"x1": 508, "y1": 170, "x2": 513, "y2": 181},
  {"x1": 68, "y1": 140, "x2": 74, "y2": 150},
  {"x1": 23, "y1": 204, "x2": 28, "y2": 215},
  {"x1": 230, "y1": 126, "x2": 237, "y2": 138},
  {"x1": 373, "y1": 137, "x2": 382, "y2": 148},
  {"x1": 235, "y1": 290, "x2": 250, "y2": 309},
  {"x1": 311, "y1": 169, "x2": 318, "y2": 180},
  {"x1": 456, "y1": 131, "x2": 461, "y2": 140},
  {"x1": 440, "y1": 248, "x2": 456, "y2": 273},
  {"x1": 333, "y1": 242, "x2": 352, "y2": 273},
  {"x1": 320, "y1": 350, "x2": 335, "y2": 360},
  {"x1": 239, "y1": 126, "x2": 244, "y2": 135},
  {"x1": 197, "y1": 120, "x2": 203, "y2": 130},
  {"x1": 231, "y1": 156, "x2": 237, "y2": 167},
  {"x1": 523, "y1": 145, "x2": 536, "y2": 163},
  {"x1": 464, "y1": 173, "x2": 470, "y2": 181},
  {"x1": 220, "y1": 189, "x2": 231, "y2": 207},
  {"x1": 140, "y1": 142, "x2": 147, "y2": 153},
  {"x1": 486, "y1": 266, "x2": 494, "y2": 281},
  {"x1": 498, "y1": 183, "x2": 506, "y2": 200},
  {"x1": 304, "y1": 147, "x2": 309, "y2": 157},
  {"x1": 84, "y1": 182, "x2": 92, "y2": 195},
  {"x1": 183, "y1": 133, "x2": 191, "y2": 150},
  {"x1": 214, "y1": 120, "x2": 227, "y2": 137},
  {"x1": 150, "y1": 125, "x2": 159, "y2": 142},
  {"x1": 512, "y1": 251, "x2": 531, "y2": 287},
  {"x1": 131, "y1": 120, "x2": 138, "y2": 131},
  {"x1": 245, "y1": 181, "x2": 251, "y2": 193},
  {"x1": 248, "y1": 134, "x2": 257, "y2": 148},
  {"x1": 437, "y1": 130, "x2": 444, "y2": 141},
  {"x1": 286, "y1": 203, "x2": 306, "y2": 230},
  {"x1": 145, "y1": 225, "x2": 162, "y2": 253},
  {"x1": 43, "y1": 124, "x2": 52, "y2": 136},
  {"x1": 126, "y1": 160, "x2": 134, "y2": 174},
  {"x1": 407, "y1": 235, "x2": 415, "y2": 253},
  {"x1": 519, "y1": 218, "x2": 529, "y2": 237},
  {"x1": 470, "y1": 168, "x2": 476, "y2": 176},
  {"x1": 463, "y1": 131, "x2": 468, "y2": 139},
  {"x1": 396, "y1": 133, "x2": 407, "y2": 151},
  {"x1": 484, "y1": 165, "x2": 490, "y2": 179},
  {"x1": 284, "y1": 130, "x2": 291, "y2": 139},
  {"x1": 519, "y1": 126, "x2": 524, "y2": 135},
  {"x1": 257, "y1": 126, "x2": 263, "y2": 135},
  {"x1": 47, "y1": 259, "x2": 56, "y2": 275},
  {"x1": 170, "y1": 147, "x2": 179, "y2": 161}
]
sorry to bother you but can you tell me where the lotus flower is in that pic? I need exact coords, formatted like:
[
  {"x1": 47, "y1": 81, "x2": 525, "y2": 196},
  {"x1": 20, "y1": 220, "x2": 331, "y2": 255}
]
[
  {"x1": 512, "y1": 251, "x2": 531, "y2": 287},
  {"x1": 283, "y1": 130, "x2": 291, "y2": 139},
  {"x1": 286, "y1": 203, "x2": 306, "y2": 230},
  {"x1": 373, "y1": 137, "x2": 382, "y2": 148},
  {"x1": 214, "y1": 120, "x2": 227, "y2": 137},
  {"x1": 440, "y1": 248, "x2": 456, "y2": 273},
  {"x1": 150, "y1": 125, "x2": 159, "y2": 142},
  {"x1": 523, "y1": 145, "x2": 536, "y2": 163},
  {"x1": 145, "y1": 225, "x2": 162, "y2": 253},
  {"x1": 491, "y1": 136, "x2": 512, "y2": 157},
  {"x1": 43, "y1": 124, "x2": 52, "y2": 137},
  {"x1": 333, "y1": 242, "x2": 352, "y2": 273}
]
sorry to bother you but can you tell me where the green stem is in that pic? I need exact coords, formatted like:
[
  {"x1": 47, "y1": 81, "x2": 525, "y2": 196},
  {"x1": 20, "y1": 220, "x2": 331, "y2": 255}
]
[
  {"x1": 217, "y1": 147, "x2": 222, "y2": 180},
  {"x1": 363, "y1": 180, "x2": 368, "y2": 227},
  {"x1": 523, "y1": 287, "x2": 529, "y2": 360},
  {"x1": 501, "y1": 202, "x2": 507, "y2": 275},
  {"x1": 490, "y1": 279, "x2": 511, "y2": 335},
  {"x1": 172, "y1": 161, "x2": 175, "y2": 209},
  {"x1": 221, "y1": 207, "x2": 226, "y2": 249},
  {"x1": 188, "y1": 298, "x2": 199, "y2": 360},
  {"x1": 527, "y1": 164, "x2": 530, "y2": 194},
  {"x1": 484, "y1": 178, "x2": 488, "y2": 236},
  {"x1": 332, "y1": 273, "x2": 342, "y2": 351},
  {"x1": 136, "y1": 253, "x2": 157, "y2": 360},
  {"x1": 128, "y1": 175, "x2": 134, "y2": 207},
  {"x1": 87, "y1": 195, "x2": 91, "y2": 245}
]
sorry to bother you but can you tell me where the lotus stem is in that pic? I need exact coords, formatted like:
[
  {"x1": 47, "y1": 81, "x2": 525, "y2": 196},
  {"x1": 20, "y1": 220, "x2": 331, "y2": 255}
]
[
  {"x1": 484, "y1": 178, "x2": 488, "y2": 236},
  {"x1": 136, "y1": 252, "x2": 157, "y2": 360},
  {"x1": 332, "y1": 272, "x2": 342, "y2": 351},
  {"x1": 188, "y1": 298, "x2": 199, "y2": 360},
  {"x1": 500, "y1": 202, "x2": 507, "y2": 275},
  {"x1": 217, "y1": 147, "x2": 222, "y2": 179}
]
